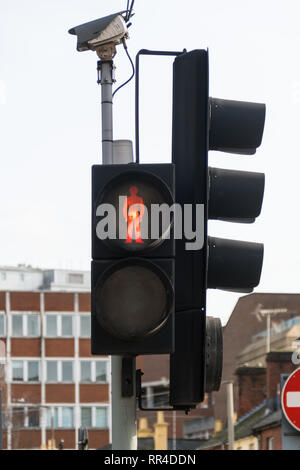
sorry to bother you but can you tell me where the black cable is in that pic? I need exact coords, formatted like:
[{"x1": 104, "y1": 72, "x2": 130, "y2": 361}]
[
  {"x1": 125, "y1": 0, "x2": 130, "y2": 21},
  {"x1": 112, "y1": 43, "x2": 135, "y2": 99},
  {"x1": 128, "y1": 0, "x2": 135, "y2": 20}
]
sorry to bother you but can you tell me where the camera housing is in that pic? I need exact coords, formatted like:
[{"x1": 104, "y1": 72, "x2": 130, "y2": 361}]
[{"x1": 68, "y1": 12, "x2": 128, "y2": 52}]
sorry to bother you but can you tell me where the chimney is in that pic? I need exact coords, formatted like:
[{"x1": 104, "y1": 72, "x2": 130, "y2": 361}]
[
  {"x1": 235, "y1": 367, "x2": 266, "y2": 418},
  {"x1": 266, "y1": 351, "x2": 295, "y2": 409}
]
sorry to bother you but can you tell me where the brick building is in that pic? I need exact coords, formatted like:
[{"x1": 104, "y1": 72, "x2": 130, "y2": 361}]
[
  {"x1": 215, "y1": 293, "x2": 300, "y2": 426},
  {"x1": 198, "y1": 351, "x2": 297, "y2": 450},
  {"x1": 0, "y1": 291, "x2": 110, "y2": 450}
]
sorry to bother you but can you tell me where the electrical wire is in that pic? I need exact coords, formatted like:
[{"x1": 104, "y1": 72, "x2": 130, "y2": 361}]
[
  {"x1": 112, "y1": 42, "x2": 135, "y2": 99},
  {"x1": 125, "y1": 0, "x2": 130, "y2": 21},
  {"x1": 125, "y1": 0, "x2": 135, "y2": 22},
  {"x1": 128, "y1": 0, "x2": 135, "y2": 21}
]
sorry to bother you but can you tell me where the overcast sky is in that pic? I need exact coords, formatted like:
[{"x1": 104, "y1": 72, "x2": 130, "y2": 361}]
[{"x1": 1, "y1": 0, "x2": 300, "y2": 324}]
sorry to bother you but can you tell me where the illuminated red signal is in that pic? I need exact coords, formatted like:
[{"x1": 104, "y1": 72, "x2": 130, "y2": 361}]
[{"x1": 123, "y1": 186, "x2": 145, "y2": 244}]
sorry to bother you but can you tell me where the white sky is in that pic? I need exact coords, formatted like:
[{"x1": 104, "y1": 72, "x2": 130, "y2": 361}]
[{"x1": 1, "y1": 0, "x2": 300, "y2": 324}]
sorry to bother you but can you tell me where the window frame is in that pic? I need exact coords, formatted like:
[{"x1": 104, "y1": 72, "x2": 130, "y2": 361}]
[
  {"x1": 45, "y1": 314, "x2": 74, "y2": 338},
  {"x1": 267, "y1": 436, "x2": 274, "y2": 450},
  {"x1": 46, "y1": 359, "x2": 74, "y2": 383},
  {"x1": 80, "y1": 406, "x2": 108, "y2": 429},
  {"x1": 80, "y1": 360, "x2": 108, "y2": 383},
  {"x1": 11, "y1": 359, "x2": 40, "y2": 383},
  {"x1": 11, "y1": 313, "x2": 41, "y2": 338},
  {"x1": 46, "y1": 406, "x2": 74, "y2": 429},
  {"x1": 79, "y1": 314, "x2": 91, "y2": 338}
]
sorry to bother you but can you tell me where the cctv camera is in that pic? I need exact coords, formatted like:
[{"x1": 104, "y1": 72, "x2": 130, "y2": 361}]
[{"x1": 68, "y1": 12, "x2": 128, "y2": 52}]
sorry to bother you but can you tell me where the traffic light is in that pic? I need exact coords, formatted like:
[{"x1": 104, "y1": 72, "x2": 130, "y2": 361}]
[
  {"x1": 170, "y1": 50, "x2": 265, "y2": 407},
  {"x1": 91, "y1": 163, "x2": 175, "y2": 355}
]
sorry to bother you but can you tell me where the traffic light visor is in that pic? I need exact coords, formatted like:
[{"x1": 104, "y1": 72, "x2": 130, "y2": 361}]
[
  {"x1": 209, "y1": 98, "x2": 266, "y2": 155},
  {"x1": 207, "y1": 237, "x2": 264, "y2": 292},
  {"x1": 209, "y1": 167, "x2": 265, "y2": 223}
]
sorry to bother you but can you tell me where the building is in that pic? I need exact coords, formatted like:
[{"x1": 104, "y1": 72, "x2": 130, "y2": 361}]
[
  {"x1": 214, "y1": 293, "x2": 300, "y2": 426},
  {"x1": 137, "y1": 293, "x2": 300, "y2": 443},
  {"x1": 0, "y1": 290, "x2": 110, "y2": 450},
  {"x1": 0, "y1": 265, "x2": 214, "y2": 449},
  {"x1": 0, "y1": 265, "x2": 90, "y2": 292},
  {"x1": 198, "y1": 351, "x2": 297, "y2": 450}
]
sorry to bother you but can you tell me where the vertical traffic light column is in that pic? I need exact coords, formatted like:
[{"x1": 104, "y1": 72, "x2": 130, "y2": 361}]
[{"x1": 170, "y1": 50, "x2": 266, "y2": 408}]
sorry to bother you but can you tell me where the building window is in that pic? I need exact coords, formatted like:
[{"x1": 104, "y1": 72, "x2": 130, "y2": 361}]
[
  {"x1": 68, "y1": 273, "x2": 84, "y2": 284},
  {"x1": 11, "y1": 314, "x2": 40, "y2": 337},
  {"x1": 12, "y1": 315, "x2": 23, "y2": 337},
  {"x1": 80, "y1": 361, "x2": 107, "y2": 383},
  {"x1": 96, "y1": 362, "x2": 106, "y2": 382},
  {"x1": 80, "y1": 316, "x2": 91, "y2": 338},
  {"x1": 81, "y1": 361, "x2": 92, "y2": 383},
  {"x1": 45, "y1": 315, "x2": 73, "y2": 337},
  {"x1": 267, "y1": 437, "x2": 274, "y2": 450},
  {"x1": 0, "y1": 272, "x2": 6, "y2": 281},
  {"x1": 46, "y1": 360, "x2": 73, "y2": 383},
  {"x1": 12, "y1": 407, "x2": 26, "y2": 428},
  {"x1": 95, "y1": 407, "x2": 107, "y2": 428},
  {"x1": 28, "y1": 408, "x2": 40, "y2": 428},
  {"x1": 47, "y1": 408, "x2": 59, "y2": 428},
  {"x1": 12, "y1": 360, "x2": 40, "y2": 382},
  {"x1": 0, "y1": 315, "x2": 5, "y2": 337},
  {"x1": 11, "y1": 406, "x2": 40, "y2": 429},
  {"x1": 19, "y1": 273, "x2": 25, "y2": 282},
  {"x1": 61, "y1": 316, "x2": 73, "y2": 337},
  {"x1": 81, "y1": 407, "x2": 92, "y2": 427},
  {"x1": 12, "y1": 360, "x2": 23, "y2": 381},
  {"x1": 46, "y1": 315, "x2": 57, "y2": 337},
  {"x1": 80, "y1": 407, "x2": 108, "y2": 428},
  {"x1": 27, "y1": 315, "x2": 40, "y2": 337},
  {"x1": 62, "y1": 361, "x2": 73, "y2": 382},
  {"x1": 28, "y1": 361, "x2": 39, "y2": 381},
  {"x1": 62, "y1": 407, "x2": 73, "y2": 428},
  {"x1": 47, "y1": 407, "x2": 73, "y2": 429},
  {"x1": 47, "y1": 361, "x2": 58, "y2": 382}
]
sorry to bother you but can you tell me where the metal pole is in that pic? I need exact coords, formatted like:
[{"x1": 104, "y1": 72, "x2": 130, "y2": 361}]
[
  {"x1": 172, "y1": 411, "x2": 176, "y2": 450},
  {"x1": 100, "y1": 61, "x2": 114, "y2": 165},
  {"x1": 225, "y1": 381, "x2": 235, "y2": 450},
  {"x1": 266, "y1": 313, "x2": 271, "y2": 354},
  {"x1": 51, "y1": 407, "x2": 54, "y2": 449},
  {"x1": 111, "y1": 357, "x2": 137, "y2": 450},
  {"x1": 99, "y1": 58, "x2": 136, "y2": 450},
  {"x1": 0, "y1": 390, "x2": 2, "y2": 450}
]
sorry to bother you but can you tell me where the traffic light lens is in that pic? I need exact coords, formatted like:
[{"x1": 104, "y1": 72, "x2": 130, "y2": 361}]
[
  {"x1": 95, "y1": 259, "x2": 173, "y2": 340},
  {"x1": 95, "y1": 170, "x2": 174, "y2": 253}
]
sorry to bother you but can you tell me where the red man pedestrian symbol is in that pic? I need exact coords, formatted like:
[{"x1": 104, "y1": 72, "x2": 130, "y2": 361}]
[{"x1": 123, "y1": 186, "x2": 145, "y2": 244}]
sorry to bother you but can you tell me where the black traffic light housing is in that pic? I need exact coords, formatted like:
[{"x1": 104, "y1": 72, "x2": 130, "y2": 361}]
[
  {"x1": 170, "y1": 49, "x2": 266, "y2": 407},
  {"x1": 91, "y1": 163, "x2": 175, "y2": 355}
]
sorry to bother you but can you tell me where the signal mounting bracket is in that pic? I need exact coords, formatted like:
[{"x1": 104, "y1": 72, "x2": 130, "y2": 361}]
[{"x1": 136, "y1": 369, "x2": 192, "y2": 415}]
